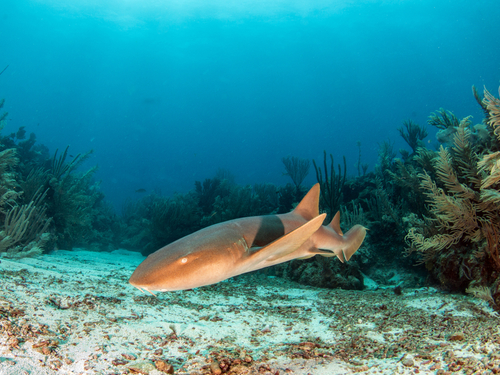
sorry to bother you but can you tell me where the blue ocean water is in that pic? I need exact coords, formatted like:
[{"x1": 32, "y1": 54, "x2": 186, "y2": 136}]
[{"x1": 0, "y1": 0, "x2": 498, "y2": 208}]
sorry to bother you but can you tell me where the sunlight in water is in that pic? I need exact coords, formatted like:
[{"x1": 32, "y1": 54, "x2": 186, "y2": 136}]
[{"x1": 33, "y1": 0, "x2": 373, "y2": 23}]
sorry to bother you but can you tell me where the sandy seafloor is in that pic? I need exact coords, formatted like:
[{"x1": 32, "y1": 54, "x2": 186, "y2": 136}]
[{"x1": 0, "y1": 250, "x2": 499, "y2": 375}]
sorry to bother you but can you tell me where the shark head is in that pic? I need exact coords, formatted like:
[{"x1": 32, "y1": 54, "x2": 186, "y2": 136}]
[{"x1": 129, "y1": 223, "x2": 247, "y2": 293}]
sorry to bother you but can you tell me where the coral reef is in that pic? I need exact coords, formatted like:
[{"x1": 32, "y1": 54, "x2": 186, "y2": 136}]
[
  {"x1": 272, "y1": 253, "x2": 364, "y2": 290},
  {"x1": 45, "y1": 147, "x2": 102, "y2": 249},
  {"x1": 281, "y1": 156, "x2": 310, "y2": 197},
  {"x1": 0, "y1": 98, "x2": 111, "y2": 257},
  {"x1": 5, "y1": 79, "x2": 500, "y2": 303},
  {"x1": 312, "y1": 151, "x2": 346, "y2": 220},
  {"x1": 404, "y1": 86, "x2": 500, "y2": 308},
  {"x1": 123, "y1": 178, "x2": 284, "y2": 256},
  {"x1": 122, "y1": 190, "x2": 206, "y2": 256},
  {"x1": 0, "y1": 189, "x2": 51, "y2": 258},
  {"x1": 0, "y1": 99, "x2": 52, "y2": 258},
  {"x1": 398, "y1": 120, "x2": 428, "y2": 155}
]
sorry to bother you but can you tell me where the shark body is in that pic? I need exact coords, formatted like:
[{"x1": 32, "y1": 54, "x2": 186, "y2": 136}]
[{"x1": 129, "y1": 183, "x2": 367, "y2": 293}]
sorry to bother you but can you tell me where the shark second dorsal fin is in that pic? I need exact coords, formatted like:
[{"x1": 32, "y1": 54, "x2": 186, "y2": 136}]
[
  {"x1": 329, "y1": 211, "x2": 343, "y2": 236},
  {"x1": 293, "y1": 183, "x2": 320, "y2": 220},
  {"x1": 250, "y1": 213, "x2": 326, "y2": 264}
]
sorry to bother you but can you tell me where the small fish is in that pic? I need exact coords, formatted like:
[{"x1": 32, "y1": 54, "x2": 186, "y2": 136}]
[
  {"x1": 129, "y1": 184, "x2": 367, "y2": 293},
  {"x1": 135, "y1": 189, "x2": 147, "y2": 193}
]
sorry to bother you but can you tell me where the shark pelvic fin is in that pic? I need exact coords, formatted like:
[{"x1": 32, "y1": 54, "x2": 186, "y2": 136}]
[
  {"x1": 292, "y1": 183, "x2": 320, "y2": 220},
  {"x1": 252, "y1": 213, "x2": 326, "y2": 263}
]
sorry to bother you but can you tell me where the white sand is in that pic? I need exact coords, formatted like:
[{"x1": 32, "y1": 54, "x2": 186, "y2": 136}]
[{"x1": 1, "y1": 249, "x2": 499, "y2": 374}]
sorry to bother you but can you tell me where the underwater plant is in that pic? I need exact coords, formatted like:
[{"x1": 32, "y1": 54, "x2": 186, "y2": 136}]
[
  {"x1": 0, "y1": 189, "x2": 52, "y2": 258},
  {"x1": 282, "y1": 156, "x2": 310, "y2": 194},
  {"x1": 355, "y1": 141, "x2": 369, "y2": 177},
  {"x1": 195, "y1": 177, "x2": 231, "y2": 217},
  {"x1": 312, "y1": 151, "x2": 346, "y2": 220},
  {"x1": 0, "y1": 97, "x2": 110, "y2": 256},
  {"x1": 45, "y1": 147, "x2": 101, "y2": 249},
  {"x1": 121, "y1": 190, "x2": 203, "y2": 256},
  {"x1": 405, "y1": 86, "x2": 500, "y2": 308},
  {"x1": 0, "y1": 106, "x2": 53, "y2": 257},
  {"x1": 123, "y1": 173, "x2": 282, "y2": 256},
  {"x1": 0, "y1": 99, "x2": 7, "y2": 123},
  {"x1": 201, "y1": 184, "x2": 266, "y2": 227},
  {"x1": 0, "y1": 148, "x2": 20, "y2": 210},
  {"x1": 398, "y1": 120, "x2": 428, "y2": 156},
  {"x1": 147, "y1": 192, "x2": 201, "y2": 255},
  {"x1": 253, "y1": 183, "x2": 279, "y2": 213}
]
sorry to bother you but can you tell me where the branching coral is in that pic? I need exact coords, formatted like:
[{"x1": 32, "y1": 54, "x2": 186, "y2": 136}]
[
  {"x1": 398, "y1": 120, "x2": 428, "y2": 154},
  {"x1": 19, "y1": 166, "x2": 49, "y2": 203},
  {"x1": 466, "y1": 285, "x2": 495, "y2": 305},
  {"x1": 0, "y1": 148, "x2": 20, "y2": 210},
  {"x1": 406, "y1": 124, "x2": 489, "y2": 260},
  {"x1": 282, "y1": 156, "x2": 310, "y2": 192},
  {"x1": 428, "y1": 108, "x2": 461, "y2": 145},
  {"x1": 147, "y1": 193, "x2": 201, "y2": 253},
  {"x1": 405, "y1": 86, "x2": 500, "y2": 305},
  {"x1": 428, "y1": 108, "x2": 460, "y2": 130},
  {"x1": 313, "y1": 151, "x2": 346, "y2": 219},
  {"x1": 0, "y1": 96, "x2": 108, "y2": 255},
  {"x1": 0, "y1": 189, "x2": 52, "y2": 258},
  {"x1": 484, "y1": 86, "x2": 500, "y2": 134},
  {"x1": 47, "y1": 147, "x2": 100, "y2": 249},
  {"x1": 0, "y1": 96, "x2": 7, "y2": 123},
  {"x1": 195, "y1": 178, "x2": 231, "y2": 216}
]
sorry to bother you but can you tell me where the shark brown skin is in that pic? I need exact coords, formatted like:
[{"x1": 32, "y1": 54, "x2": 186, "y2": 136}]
[{"x1": 129, "y1": 183, "x2": 367, "y2": 293}]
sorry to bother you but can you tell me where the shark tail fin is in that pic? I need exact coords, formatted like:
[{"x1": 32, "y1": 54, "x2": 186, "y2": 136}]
[{"x1": 333, "y1": 224, "x2": 367, "y2": 263}]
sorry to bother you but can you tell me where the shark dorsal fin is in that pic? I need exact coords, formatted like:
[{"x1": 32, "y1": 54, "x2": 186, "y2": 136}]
[
  {"x1": 293, "y1": 183, "x2": 320, "y2": 220},
  {"x1": 329, "y1": 211, "x2": 343, "y2": 236}
]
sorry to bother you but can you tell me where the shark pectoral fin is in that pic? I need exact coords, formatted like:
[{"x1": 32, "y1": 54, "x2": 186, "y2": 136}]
[{"x1": 253, "y1": 213, "x2": 326, "y2": 263}]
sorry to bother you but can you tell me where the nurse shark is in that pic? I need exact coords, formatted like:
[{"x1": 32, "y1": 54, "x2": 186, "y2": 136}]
[{"x1": 129, "y1": 183, "x2": 367, "y2": 293}]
